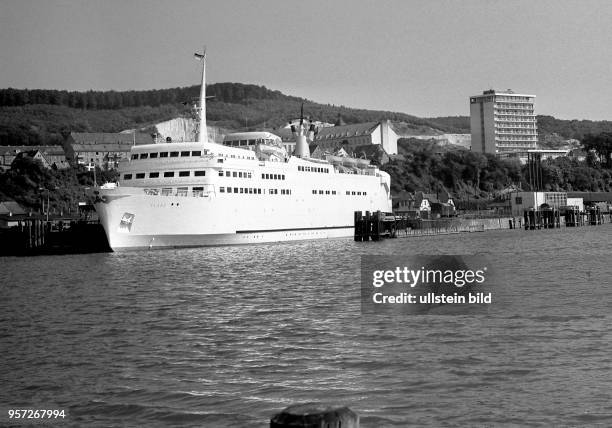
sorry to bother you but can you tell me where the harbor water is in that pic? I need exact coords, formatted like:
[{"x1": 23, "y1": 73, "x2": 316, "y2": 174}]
[{"x1": 2, "y1": 225, "x2": 612, "y2": 427}]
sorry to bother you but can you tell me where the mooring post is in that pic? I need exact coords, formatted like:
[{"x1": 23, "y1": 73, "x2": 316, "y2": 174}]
[{"x1": 270, "y1": 403, "x2": 359, "y2": 428}]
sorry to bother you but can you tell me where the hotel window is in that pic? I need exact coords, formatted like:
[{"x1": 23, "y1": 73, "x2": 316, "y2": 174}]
[
  {"x1": 170, "y1": 151, "x2": 179, "y2": 157},
  {"x1": 179, "y1": 171, "x2": 190, "y2": 177},
  {"x1": 319, "y1": 190, "x2": 324, "y2": 194},
  {"x1": 150, "y1": 153, "x2": 158, "y2": 158},
  {"x1": 139, "y1": 153, "x2": 148, "y2": 159},
  {"x1": 136, "y1": 173, "x2": 145, "y2": 179},
  {"x1": 149, "y1": 172, "x2": 159, "y2": 178},
  {"x1": 181, "y1": 151, "x2": 190, "y2": 157},
  {"x1": 164, "y1": 171, "x2": 174, "y2": 177},
  {"x1": 123, "y1": 173, "x2": 133, "y2": 180},
  {"x1": 239, "y1": 172, "x2": 243, "y2": 178},
  {"x1": 159, "y1": 152, "x2": 168, "y2": 158},
  {"x1": 225, "y1": 171, "x2": 230, "y2": 177},
  {"x1": 247, "y1": 172, "x2": 252, "y2": 178},
  {"x1": 194, "y1": 170, "x2": 206, "y2": 176}
]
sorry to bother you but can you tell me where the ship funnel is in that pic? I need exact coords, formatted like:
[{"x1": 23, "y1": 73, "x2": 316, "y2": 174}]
[{"x1": 292, "y1": 104, "x2": 310, "y2": 158}]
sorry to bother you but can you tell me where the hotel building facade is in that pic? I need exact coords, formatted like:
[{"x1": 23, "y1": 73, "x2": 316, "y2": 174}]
[{"x1": 470, "y1": 89, "x2": 538, "y2": 154}]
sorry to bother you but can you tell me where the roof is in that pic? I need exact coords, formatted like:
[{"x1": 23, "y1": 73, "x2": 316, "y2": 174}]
[
  {"x1": 314, "y1": 122, "x2": 379, "y2": 140},
  {"x1": 71, "y1": 144, "x2": 135, "y2": 152},
  {"x1": 0, "y1": 201, "x2": 26, "y2": 215},
  {"x1": 69, "y1": 132, "x2": 153, "y2": 145},
  {"x1": 0, "y1": 145, "x2": 65, "y2": 156}
]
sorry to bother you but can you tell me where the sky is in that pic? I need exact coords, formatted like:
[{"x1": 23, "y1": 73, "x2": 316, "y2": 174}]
[{"x1": 1, "y1": 0, "x2": 612, "y2": 120}]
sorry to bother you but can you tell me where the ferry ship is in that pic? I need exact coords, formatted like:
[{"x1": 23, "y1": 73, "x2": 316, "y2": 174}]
[{"x1": 94, "y1": 50, "x2": 392, "y2": 249}]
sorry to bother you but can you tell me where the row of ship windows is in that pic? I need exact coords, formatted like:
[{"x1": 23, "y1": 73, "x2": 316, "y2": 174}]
[
  {"x1": 219, "y1": 170, "x2": 253, "y2": 178},
  {"x1": 298, "y1": 165, "x2": 330, "y2": 173},
  {"x1": 219, "y1": 187, "x2": 292, "y2": 195},
  {"x1": 132, "y1": 150, "x2": 204, "y2": 160},
  {"x1": 311, "y1": 190, "x2": 368, "y2": 196},
  {"x1": 124, "y1": 170, "x2": 206, "y2": 180}
]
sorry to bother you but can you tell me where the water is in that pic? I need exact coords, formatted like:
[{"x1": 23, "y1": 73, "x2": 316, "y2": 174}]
[{"x1": 2, "y1": 225, "x2": 612, "y2": 427}]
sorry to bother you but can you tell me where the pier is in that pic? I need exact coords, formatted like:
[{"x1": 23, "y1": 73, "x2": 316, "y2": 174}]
[{"x1": 0, "y1": 219, "x2": 111, "y2": 256}]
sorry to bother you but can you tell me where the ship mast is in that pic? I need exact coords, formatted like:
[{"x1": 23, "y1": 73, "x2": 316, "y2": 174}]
[{"x1": 195, "y1": 47, "x2": 207, "y2": 143}]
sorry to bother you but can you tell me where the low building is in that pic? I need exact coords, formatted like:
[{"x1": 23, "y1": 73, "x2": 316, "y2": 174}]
[
  {"x1": 498, "y1": 148, "x2": 569, "y2": 164},
  {"x1": 63, "y1": 132, "x2": 153, "y2": 169},
  {"x1": 313, "y1": 120, "x2": 398, "y2": 155},
  {"x1": 0, "y1": 146, "x2": 69, "y2": 170},
  {"x1": 393, "y1": 190, "x2": 455, "y2": 218},
  {"x1": 510, "y1": 191, "x2": 567, "y2": 216}
]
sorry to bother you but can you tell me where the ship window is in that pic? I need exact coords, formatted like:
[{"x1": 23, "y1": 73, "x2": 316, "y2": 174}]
[
  {"x1": 257, "y1": 189, "x2": 261, "y2": 194},
  {"x1": 194, "y1": 170, "x2": 206, "y2": 176},
  {"x1": 139, "y1": 153, "x2": 148, "y2": 159},
  {"x1": 170, "y1": 151, "x2": 179, "y2": 157},
  {"x1": 149, "y1": 172, "x2": 159, "y2": 178},
  {"x1": 193, "y1": 186, "x2": 204, "y2": 196},
  {"x1": 248, "y1": 188, "x2": 253, "y2": 194},
  {"x1": 363, "y1": 192, "x2": 367, "y2": 195},
  {"x1": 227, "y1": 187, "x2": 232, "y2": 193},
  {"x1": 326, "y1": 190, "x2": 330, "y2": 195},
  {"x1": 161, "y1": 188, "x2": 172, "y2": 196},
  {"x1": 159, "y1": 152, "x2": 168, "y2": 158},
  {"x1": 261, "y1": 173, "x2": 265, "y2": 179},
  {"x1": 332, "y1": 190, "x2": 336, "y2": 195},
  {"x1": 164, "y1": 171, "x2": 174, "y2": 177},
  {"x1": 150, "y1": 153, "x2": 158, "y2": 158},
  {"x1": 233, "y1": 187, "x2": 238, "y2": 193},
  {"x1": 179, "y1": 171, "x2": 190, "y2": 177},
  {"x1": 191, "y1": 151, "x2": 201, "y2": 156},
  {"x1": 181, "y1": 151, "x2": 190, "y2": 157},
  {"x1": 248, "y1": 172, "x2": 252, "y2": 178},
  {"x1": 233, "y1": 171, "x2": 237, "y2": 177},
  {"x1": 312, "y1": 190, "x2": 316, "y2": 194},
  {"x1": 225, "y1": 171, "x2": 230, "y2": 177},
  {"x1": 282, "y1": 175, "x2": 285, "y2": 180},
  {"x1": 346, "y1": 191, "x2": 350, "y2": 195},
  {"x1": 319, "y1": 190, "x2": 324, "y2": 194},
  {"x1": 124, "y1": 173, "x2": 132, "y2": 180},
  {"x1": 352, "y1": 191, "x2": 356, "y2": 195},
  {"x1": 219, "y1": 171, "x2": 224, "y2": 177},
  {"x1": 131, "y1": 154, "x2": 138, "y2": 160},
  {"x1": 240, "y1": 188, "x2": 244, "y2": 193},
  {"x1": 248, "y1": 139, "x2": 255, "y2": 145},
  {"x1": 238, "y1": 172, "x2": 243, "y2": 178},
  {"x1": 219, "y1": 187, "x2": 225, "y2": 193},
  {"x1": 136, "y1": 173, "x2": 145, "y2": 179},
  {"x1": 298, "y1": 166, "x2": 302, "y2": 171},
  {"x1": 177, "y1": 187, "x2": 188, "y2": 196}
]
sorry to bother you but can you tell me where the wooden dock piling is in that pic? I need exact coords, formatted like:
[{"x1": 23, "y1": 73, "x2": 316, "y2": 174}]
[{"x1": 270, "y1": 403, "x2": 359, "y2": 428}]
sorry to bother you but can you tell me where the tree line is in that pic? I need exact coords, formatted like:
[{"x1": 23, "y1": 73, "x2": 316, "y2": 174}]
[{"x1": 0, "y1": 83, "x2": 300, "y2": 110}]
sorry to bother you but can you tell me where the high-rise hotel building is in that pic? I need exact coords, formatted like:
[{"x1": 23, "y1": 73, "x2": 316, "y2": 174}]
[{"x1": 470, "y1": 89, "x2": 538, "y2": 154}]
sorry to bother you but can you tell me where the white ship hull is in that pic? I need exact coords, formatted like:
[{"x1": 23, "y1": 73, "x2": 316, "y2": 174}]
[{"x1": 95, "y1": 152, "x2": 391, "y2": 249}]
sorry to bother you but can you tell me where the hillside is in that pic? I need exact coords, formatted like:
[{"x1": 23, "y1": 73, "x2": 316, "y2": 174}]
[
  {"x1": 0, "y1": 84, "x2": 468, "y2": 147},
  {"x1": 2, "y1": 84, "x2": 612, "y2": 147}
]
